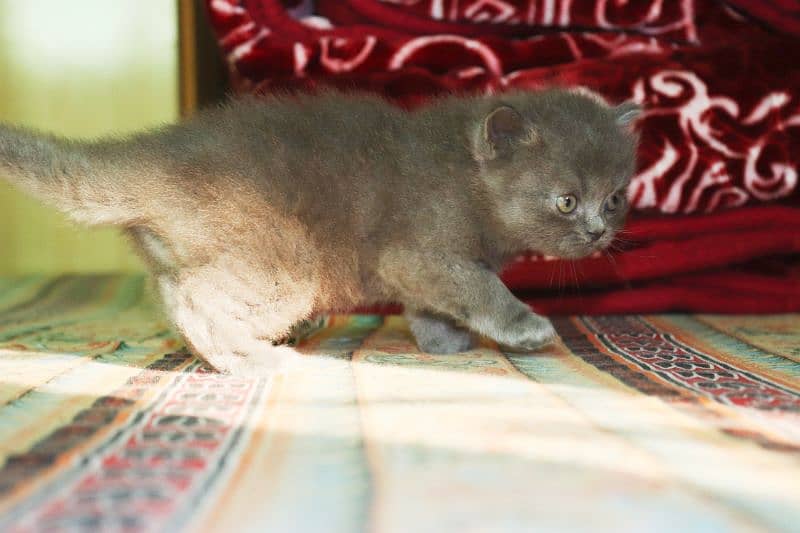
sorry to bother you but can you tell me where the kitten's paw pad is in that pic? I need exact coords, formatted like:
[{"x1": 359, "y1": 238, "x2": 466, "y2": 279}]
[{"x1": 498, "y1": 313, "x2": 556, "y2": 352}]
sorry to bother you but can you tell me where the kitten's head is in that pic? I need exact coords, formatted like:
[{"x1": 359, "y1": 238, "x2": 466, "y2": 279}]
[{"x1": 471, "y1": 90, "x2": 640, "y2": 259}]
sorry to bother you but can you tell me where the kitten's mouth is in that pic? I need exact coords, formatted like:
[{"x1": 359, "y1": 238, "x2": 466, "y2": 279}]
[
  {"x1": 554, "y1": 247, "x2": 595, "y2": 260},
  {"x1": 587, "y1": 240, "x2": 614, "y2": 257},
  {"x1": 554, "y1": 237, "x2": 613, "y2": 260}
]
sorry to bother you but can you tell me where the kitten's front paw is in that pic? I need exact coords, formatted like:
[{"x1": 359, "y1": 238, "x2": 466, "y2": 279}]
[{"x1": 497, "y1": 312, "x2": 556, "y2": 352}]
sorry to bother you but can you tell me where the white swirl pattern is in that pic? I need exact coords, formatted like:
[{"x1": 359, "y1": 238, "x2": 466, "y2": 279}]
[
  {"x1": 380, "y1": 0, "x2": 697, "y2": 40},
  {"x1": 631, "y1": 71, "x2": 799, "y2": 213}
]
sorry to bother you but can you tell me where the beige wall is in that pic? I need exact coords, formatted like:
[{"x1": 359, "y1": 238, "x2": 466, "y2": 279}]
[{"x1": 0, "y1": 0, "x2": 179, "y2": 274}]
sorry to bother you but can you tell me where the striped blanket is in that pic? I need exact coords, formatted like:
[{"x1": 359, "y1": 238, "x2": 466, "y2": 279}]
[{"x1": 0, "y1": 276, "x2": 798, "y2": 531}]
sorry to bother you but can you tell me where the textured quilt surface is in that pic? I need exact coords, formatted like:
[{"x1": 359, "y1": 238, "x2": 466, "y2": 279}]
[{"x1": 0, "y1": 275, "x2": 798, "y2": 532}]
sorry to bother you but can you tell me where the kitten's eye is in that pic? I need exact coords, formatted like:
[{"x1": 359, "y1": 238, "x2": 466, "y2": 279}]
[
  {"x1": 605, "y1": 193, "x2": 622, "y2": 212},
  {"x1": 556, "y1": 194, "x2": 578, "y2": 214}
]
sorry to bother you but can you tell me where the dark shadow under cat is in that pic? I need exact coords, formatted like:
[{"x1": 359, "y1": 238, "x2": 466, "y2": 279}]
[{"x1": 0, "y1": 88, "x2": 639, "y2": 375}]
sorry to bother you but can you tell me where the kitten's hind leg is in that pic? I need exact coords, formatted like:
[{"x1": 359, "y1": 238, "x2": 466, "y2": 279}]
[
  {"x1": 406, "y1": 311, "x2": 476, "y2": 354},
  {"x1": 157, "y1": 271, "x2": 314, "y2": 377},
  {"x1": 180, "y1": 336, "x2": 302, "y2": 376},
  {"x1": 176, "y1": 311, "x2": 303, "y2": 377}
]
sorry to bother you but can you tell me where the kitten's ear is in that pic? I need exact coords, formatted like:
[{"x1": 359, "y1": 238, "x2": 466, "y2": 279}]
[
  {"x1": 486, "y1": 106, "x2": 525, "y2": 146},
  {"x1": 476, "y1": 105, "x2": 531, "y2": 161},
  {"x1": 614, "y1": 101, "x2": 642, "y2": 128}
]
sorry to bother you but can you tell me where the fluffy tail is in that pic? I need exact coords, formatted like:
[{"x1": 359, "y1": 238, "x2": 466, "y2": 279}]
[{"x1": 0, "y1": 124, "x2": 147, "y2": 226}]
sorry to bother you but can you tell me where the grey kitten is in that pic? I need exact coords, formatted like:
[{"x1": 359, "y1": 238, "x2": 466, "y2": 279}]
[{"x1": 0, "y1": 88, "x2": 639, "y2": 375}]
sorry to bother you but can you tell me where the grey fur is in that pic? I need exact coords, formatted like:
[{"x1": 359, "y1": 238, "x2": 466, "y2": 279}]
[
  {"x1": 406, "y1": 311, "x2": 476, "y2": 354},
  {"x1": 0, "y1": 89, "x2": 639, "y2": 373}
]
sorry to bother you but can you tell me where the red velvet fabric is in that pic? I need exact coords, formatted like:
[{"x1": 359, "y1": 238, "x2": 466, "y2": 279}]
[
  {"x1": 315, "y1": 0, "x2": 700, "y2": 41},
  {"x1": 508, "y1": 205, "x2": 800, "y2": 313},
  {"x1": 205, "y1": 0, "x2": 800, "y2": 313},
  {"x1": 724, "y1": 0, "x2": 800, "y2": 36}
]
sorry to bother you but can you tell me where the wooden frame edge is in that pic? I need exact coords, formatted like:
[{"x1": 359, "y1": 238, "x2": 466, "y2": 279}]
[{"x1": 178, "y1": 0, "x2": 199, "y2": 117}]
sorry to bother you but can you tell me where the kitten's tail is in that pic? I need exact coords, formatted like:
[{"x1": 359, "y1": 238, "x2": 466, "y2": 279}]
[{"x1": 0, "y1": 124, "x2": 147, "y2": 226}]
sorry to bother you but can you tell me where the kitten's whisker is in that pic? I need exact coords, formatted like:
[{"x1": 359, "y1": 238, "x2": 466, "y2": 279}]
[
  {"x1": 609, "y1": 236, "x2": 636, "y2": 249},
  {"x1": 555, "y1": 261, "x2": 560, "y2": 293},
  {"x1": 572, "y1": 260, "x2": 586, "y2": 307},
  {"x1": 574, "y1": 259, "x2": 585, "y2": 290},
  {"x1": 609, "y1": 240, "x2": 658, "y2": 262},
  {"x1": 604, "y1": 249, "x2": 621, "y2": 277},
  {"x1": 568, "y1": 261, "x2": 574, "y2": 289},
  {"x1": 570, "y1": 260, "x2": 579, "y2": 291}
]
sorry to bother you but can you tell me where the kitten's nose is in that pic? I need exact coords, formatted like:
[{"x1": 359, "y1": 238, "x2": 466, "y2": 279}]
[{"x1": 587, "y1": 228, "x2": 606, "y2": 242}]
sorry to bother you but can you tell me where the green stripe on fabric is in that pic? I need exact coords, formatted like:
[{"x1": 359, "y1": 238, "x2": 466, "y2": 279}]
[
  {"x1": 0, "y1": 275, "x2": 164, "y2": 354},
  {"x1": 0, "y1": 276, "x2": 51, "y2": 305}
]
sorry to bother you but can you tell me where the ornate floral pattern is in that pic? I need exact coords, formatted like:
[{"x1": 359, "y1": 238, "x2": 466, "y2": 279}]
[
  {"x1": 578, "y1": 315, "x2": 800, "y2": 411},
  {"x1": 377, "y1": 0, "x2": 698, "y2": 41},
  {"x1": 3, "y1": 360, "x2": 266, "y2": 531},
  {"x1": 630, "y1": 71, "x2": 800, "y2": 213}
]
